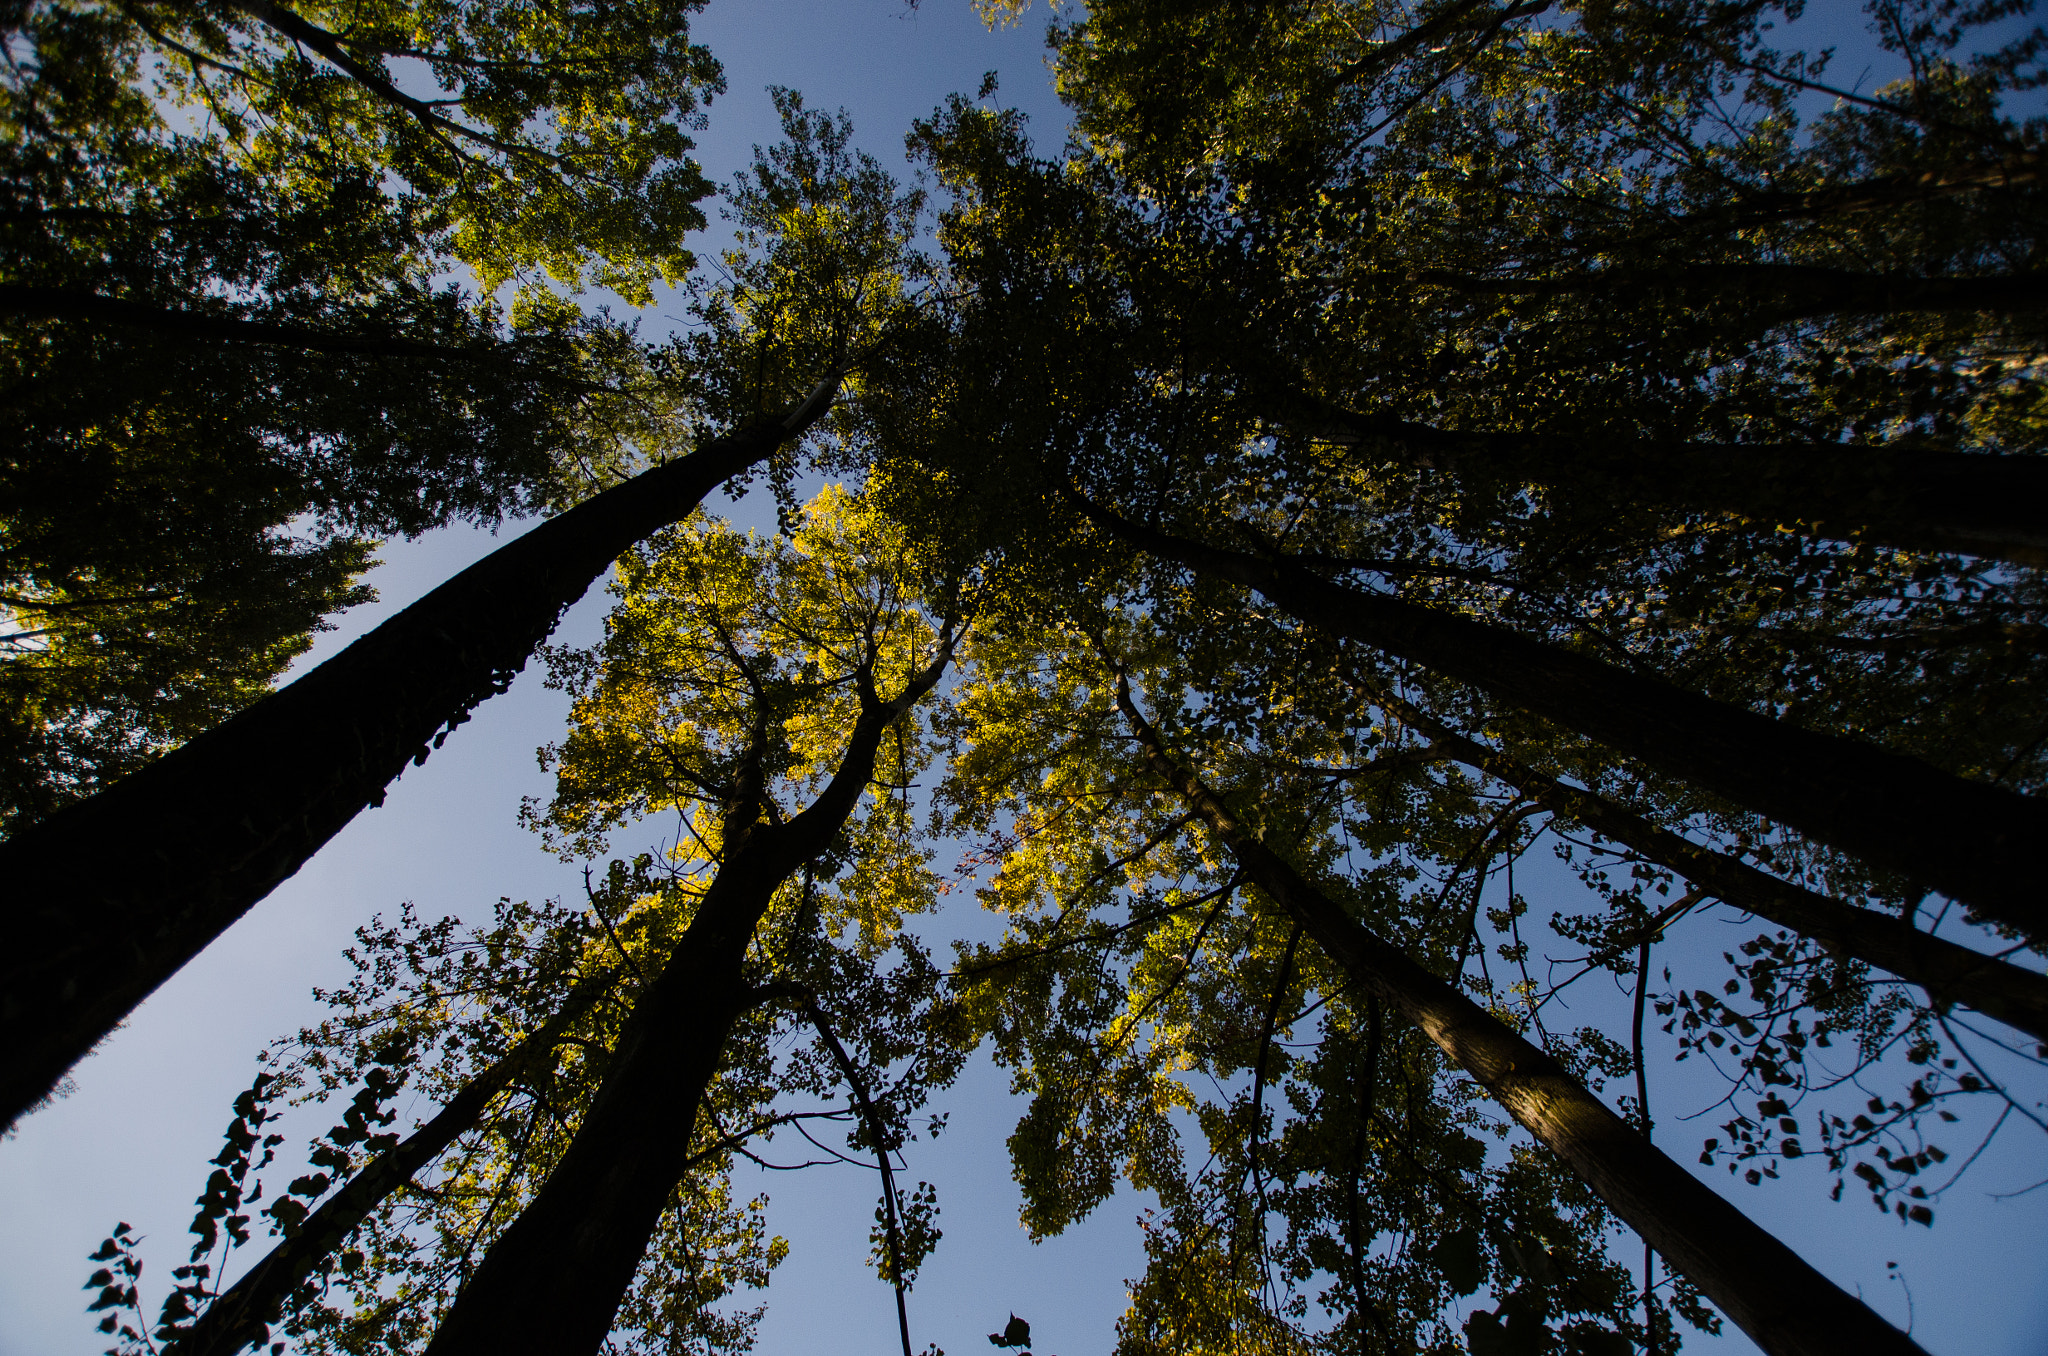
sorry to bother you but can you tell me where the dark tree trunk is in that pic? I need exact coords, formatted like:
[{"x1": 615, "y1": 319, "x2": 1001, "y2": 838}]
[
  {"x1": 1376, "y1": 689, "x2": 2048, "y2": 1042},
  {"x1": 1076, "y1": 497, "x2": 2048, "y2": 940},
  {"x1": 422, "y1": 647, "x2": 951, "y2": 1356},
  {"x1": 1111, "y1": 679, "x2": 1928, "y2": 1356},
  {"x1": 1380, "y1": 264, "x2": 2048, "y2": 321},
  {"x1": 167, "y1": 967, "x2": 625, "y2": 1356},
  {"x1": 0, "y1": 285, "x2": 485, "y2": 359},
  {"x1": 1281, "y1": 394, "x2": 2048, "y2": 566},
  {"x1": 420, "y1": 867, "x2": 758, "y2": 1356},
  {"x1": 0, "y1": 380, "x2": 838, "y2": 1129},
  {"x1": 1710, "y1": 149, "x2": 2044, "y2": 227}
]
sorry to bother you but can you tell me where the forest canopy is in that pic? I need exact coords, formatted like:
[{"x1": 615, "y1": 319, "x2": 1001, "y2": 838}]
[{"x1": 5, "y1": 1, "x2": 2047, "y2": 1355}]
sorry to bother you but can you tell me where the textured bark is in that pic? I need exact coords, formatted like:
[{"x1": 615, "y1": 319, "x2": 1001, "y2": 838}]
[
  {"x1": 166, "y1": 968, "x2": 624, "y2": 1356},
  {"x1": 1112, "y1": 681, "x2": 1928, "y2": 1356},
  {"x1": 0, "y1": 379, "x2": 839, "y2": 1129},
  {"x1": 422, "y1": 645, "x2": 951, "y2": 1356},
  {"x1": 1082, "y1": 499, "x2": 2048, "y2": 941},
  {"x1": 1378, "y1": 690, "x2": 2048, "y2": 1043},
  {"x1": 1282, "y1": 394, "x2": 2048, "y2": 567}
]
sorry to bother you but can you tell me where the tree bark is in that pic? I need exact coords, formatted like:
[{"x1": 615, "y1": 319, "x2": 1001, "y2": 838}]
[
  {"x1": 1708, "y1": 149, "x2": 2045, "y2": 228},
  {"x1": 1278, "y1": 393, "x2": 2048, "y2": 567},
  {"x1": 1375, "y1": 264, "x2": 2048, "y2": 321},
  {"x1": 166, "y1": 967, "x2": 624, "y2": 1356},
  {"x1": 421, "y1": 643, "x2": 951, "y2": 1356},
  {"x1": 1110, "y1": 678, "x2": 1928, "y2": 1356},
  {"x1": 0, "y1": 285, "x2": 488, "y2": 360},
  {"x1": 0, "y1": 377, "x2": 839, "y2": 1130},
  {"x1": 1074, "y1": 494, "x2": 2048, "y2": 941},
  {"x1": 213, "y1": 0, "x2": 533, "y2": 163},
  {"x1": 1374, "y1": 687, "x2": 2048, "y2": 1042}
]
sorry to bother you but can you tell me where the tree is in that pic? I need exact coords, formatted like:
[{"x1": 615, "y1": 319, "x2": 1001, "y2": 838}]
[
  {"x1": 422, "y1": 487, "x2": 964, "y2": 1354},
  {"x1": 892, "y1": 0, "x2": 2048, "y2": 987},
  {"x1": 91, "y1": 487, "x2": 969, "y2": 1356},
  {"x1": 47, "y1": 2, "x2": 2048, "y2": 1352},
  {"x1": 0, "y1": 96, "x2": 928, "y2": 1128},
  {"x1": 0, "y1": 0, "x2": 721, "y2": 825},
  {"x1": 867, "y1": 2, "x2": 2048, "y2": 1348}
]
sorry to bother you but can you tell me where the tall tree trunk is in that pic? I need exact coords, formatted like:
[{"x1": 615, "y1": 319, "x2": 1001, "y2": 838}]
[
  {"x1": 422, "y1": 646, "x2": 951, "y2": 1356},
  {"x1": 0, "y1": 285, "x2": 485, "y2": 359},
  {"x1": 1709, "y1": 149, "x2": 2044, "y2": 227},
  {"x1": 1368, "y1": 264, "x2": 2048, "y2": 321},
  {"x1": 0, "y1": 378, "x2": 839, "y2": 1129},
  {"x1": 1369, "y1": 685, "x2": 2048, "y2": 1042},
  {"x1": 168, "y1": 966, "x2": 625, "y2": 1356},
  {"x1": 1077, "y1": 494, "x2": 2048, "y2": 940},
  {"x1": 1276, "y1": 393, "x2": 2048, "y2": 566},
  {"x1": 1109, "y1": 677, "x2": 1928, "y2": 1356}
]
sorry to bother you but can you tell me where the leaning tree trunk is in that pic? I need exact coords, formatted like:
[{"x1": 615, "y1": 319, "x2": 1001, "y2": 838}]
[
  {"x1": 0, "y1": 285, "x2": 486, "y2": 359},
  {"x1": 1278, "y1": 393, "x2": 2048, "y2": 567},
  {"x1": 1079, "y1": 498, "x2": 2048, "y2": 942},
  {"x1": 1370, "y1": 263, "x2": 2048, "y2": 323},
  {"x1": 0, "y1": 378, "x2": 839, "y2": 1129},
  {"x1": 168, "y1": 966, "x2": 625, "y2": 1356},
  {"x1": 1370, "y1": 686, "x2": 2048, "y2": 1042},
  {"x1": 1111, "y1": 678, "x2": 1928, "y2": 1356},
  {"x1": 422, "y1": 651, "x2": 950, "y2": 1356}
]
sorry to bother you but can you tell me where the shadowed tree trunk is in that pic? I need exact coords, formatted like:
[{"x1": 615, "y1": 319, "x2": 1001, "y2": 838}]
[
  {"x1": 1368, "y1": 685, "x2": 2048, "y2": 1042},
  {"x1": 1704, "y1": 149, "x2": 2044, "y2": 227},
  {"x1": 1075, "y1": 493, "x2": 2048, "y2": 941},
  {"x1": 0, "y1": 285, "x2": 492, "y2": 359},
  {"x1": 1109, "y1": 673, "x2": 1928, "y2": 1356},
  {"x1": 1354, "y1": 263, "x2": 2048, "y2": 322},
  {"x1": 0, "y1": 377, "x2": 840, "y2": 1129},
  {"x1": 1274, "y1": 393, "x2": 2048, "y2": 566},
  {"x1": 421, "y1": 643, "x2": 952, "y2": 1356}
]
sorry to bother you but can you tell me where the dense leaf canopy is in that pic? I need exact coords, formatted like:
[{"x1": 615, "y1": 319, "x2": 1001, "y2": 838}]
[
  {"x1": 0, "y1": 0, "x2": 717, "y2": 826},
  {"x1": 37, "y1": 2, "x2": 2048, "y2": 1355}
]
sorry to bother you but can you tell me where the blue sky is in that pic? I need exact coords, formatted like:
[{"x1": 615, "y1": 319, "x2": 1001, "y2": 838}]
[{"x1": 4, "y1": 4, "x2": 2045, "y2": 1355}]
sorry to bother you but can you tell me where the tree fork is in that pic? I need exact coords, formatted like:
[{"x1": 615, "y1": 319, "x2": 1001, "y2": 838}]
[
  {"x1": 1369, "y1": 684, "x2": 2048, "y2": 1042},
  {"x1": 1073, "y1": 492, "x2": 2048, "y2": 940},
  {"x1": 0, "y1": 376, "x2": 840, "y2": 1130},
  {"x1": 422, "y1": 640, "x2": 952, "y2": 1356},
  {"x1": 1109, "y1": 675, "x2": 1928, "y2": 1356}
]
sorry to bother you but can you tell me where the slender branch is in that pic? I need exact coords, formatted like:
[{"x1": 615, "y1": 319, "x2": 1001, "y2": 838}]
[
  {"x1": 165, "y1": 966, "x2": 622, "y2": 1356},
  {"x1": 798, "y1": 993, "x2": 915, "y2": 1356},
  {"x1": 1634, "y1": 932, "x2": 1661, "y2": 1356},
  {"x1": 214, "y1": 0, "x2": 557, "y2": 169},
  {"x1": 1242, "y1": 923, "x2": 1303, "y2": 1288}
]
